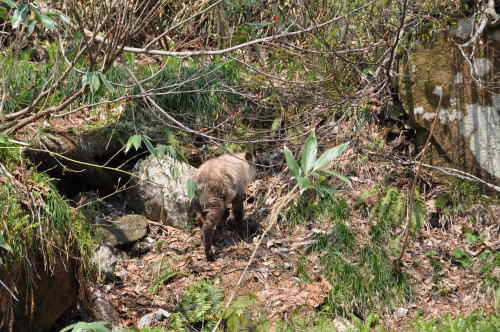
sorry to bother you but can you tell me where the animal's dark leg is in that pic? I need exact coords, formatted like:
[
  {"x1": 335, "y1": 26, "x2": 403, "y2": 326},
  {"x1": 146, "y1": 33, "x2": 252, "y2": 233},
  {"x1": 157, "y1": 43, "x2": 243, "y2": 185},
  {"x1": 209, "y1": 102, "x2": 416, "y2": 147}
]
[
  {"x1": 203, "y1": 207, "x2": 225, "y2": 261},
  {"x1": 231, "y1": 193, "x2": 246, "y2": 236},
  {"x1": 191, "y1": 196, "x2": 204, "y2": 228},
  {"x1": 216, "y1": 207, "x2": 229, "y2": 232}
]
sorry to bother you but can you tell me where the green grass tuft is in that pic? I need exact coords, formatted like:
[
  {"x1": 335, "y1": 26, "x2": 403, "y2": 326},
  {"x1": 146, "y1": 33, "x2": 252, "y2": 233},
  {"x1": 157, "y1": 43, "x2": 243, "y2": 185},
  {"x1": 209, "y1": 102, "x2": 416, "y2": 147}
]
[
  {"x1": 286, "y1": 196, "x2": 351, "y2": 228},
  {"x1": 410, "y1": 311, "x2": 499, "y2": 332},
  {"x1": 435, "y1": 180, "x2": 499, "y2": 220}
]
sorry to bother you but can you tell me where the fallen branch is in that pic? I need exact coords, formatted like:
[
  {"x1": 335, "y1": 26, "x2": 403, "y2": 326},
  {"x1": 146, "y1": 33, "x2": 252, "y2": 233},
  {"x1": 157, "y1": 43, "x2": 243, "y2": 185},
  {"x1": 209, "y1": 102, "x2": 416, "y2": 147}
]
[{"x1": 421, "y1": 163, "x2": 500, "y2": 193}]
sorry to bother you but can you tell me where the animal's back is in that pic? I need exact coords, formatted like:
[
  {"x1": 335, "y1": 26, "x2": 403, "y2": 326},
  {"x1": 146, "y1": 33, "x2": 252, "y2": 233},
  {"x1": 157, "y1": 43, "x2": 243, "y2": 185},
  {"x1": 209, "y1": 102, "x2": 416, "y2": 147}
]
[{"x1": 194, "y1": 152, "x2": 255, "y2": 206}]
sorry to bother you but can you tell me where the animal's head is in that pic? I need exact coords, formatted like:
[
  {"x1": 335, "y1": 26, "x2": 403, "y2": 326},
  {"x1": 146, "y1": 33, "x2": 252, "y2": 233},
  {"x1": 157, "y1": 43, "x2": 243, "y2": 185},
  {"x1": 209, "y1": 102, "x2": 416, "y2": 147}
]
[{"x1": 236, "y1": 151, "x2": 257, "y2": 182}]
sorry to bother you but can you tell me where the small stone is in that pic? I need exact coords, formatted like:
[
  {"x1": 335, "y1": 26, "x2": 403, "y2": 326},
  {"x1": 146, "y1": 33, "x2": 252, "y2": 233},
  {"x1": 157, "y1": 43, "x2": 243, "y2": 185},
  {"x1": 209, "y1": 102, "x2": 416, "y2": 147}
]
[
  {"x1": 290, "y1": 277, "x2": 301, "y2": 283},
  {"x1": 396, "y1": 307, "x2": 409, "y2": 317},
  {"x1": 333, "y1": 319, "x2": 349, "y2": 332},
  {"x1": 283, "y1": 262, "x2": 292, "y2": 270},
  {"x1": 91, "y1": 243, "x2": 117, "y2": 282},
  {"x1": 136, "y1": 309, "x2": 171, "y2": 328}
]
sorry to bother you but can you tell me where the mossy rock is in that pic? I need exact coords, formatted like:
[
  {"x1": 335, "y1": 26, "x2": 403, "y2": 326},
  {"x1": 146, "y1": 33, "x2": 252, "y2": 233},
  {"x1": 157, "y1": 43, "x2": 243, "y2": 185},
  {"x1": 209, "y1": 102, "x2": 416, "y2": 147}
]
[{"x1": 98, "y1": 214, "x2": 149, "y2": 247}]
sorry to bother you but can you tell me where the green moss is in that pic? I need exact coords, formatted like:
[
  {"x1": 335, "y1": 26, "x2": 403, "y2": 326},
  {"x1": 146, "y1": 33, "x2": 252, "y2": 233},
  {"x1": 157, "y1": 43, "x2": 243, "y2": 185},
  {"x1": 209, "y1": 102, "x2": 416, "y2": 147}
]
[{"x1": 367, "y1": 186, "x2": 425, "y2": 244}]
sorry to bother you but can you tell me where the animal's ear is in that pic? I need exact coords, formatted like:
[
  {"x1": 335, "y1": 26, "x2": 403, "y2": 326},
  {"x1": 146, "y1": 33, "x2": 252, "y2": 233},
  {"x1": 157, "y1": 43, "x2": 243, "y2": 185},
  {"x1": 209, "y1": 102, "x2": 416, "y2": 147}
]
[{"x1": 244, "y1": 151, "x2": 254, "y2": 162}]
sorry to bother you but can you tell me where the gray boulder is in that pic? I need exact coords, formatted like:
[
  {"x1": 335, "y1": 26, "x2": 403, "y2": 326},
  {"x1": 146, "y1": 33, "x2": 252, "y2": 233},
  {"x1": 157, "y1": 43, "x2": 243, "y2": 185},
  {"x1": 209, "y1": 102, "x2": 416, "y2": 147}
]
[{"x1": 127, "y1": 156, "x2": 195, "y2": 227}]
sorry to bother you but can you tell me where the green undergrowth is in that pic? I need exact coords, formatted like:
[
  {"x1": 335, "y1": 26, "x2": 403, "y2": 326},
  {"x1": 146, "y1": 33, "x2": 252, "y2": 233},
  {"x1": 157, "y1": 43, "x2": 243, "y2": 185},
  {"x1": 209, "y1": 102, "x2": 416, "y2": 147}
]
[
  {"x1": 132, "y1": 55, "x2": 243, "y2": 124},
  {"x1": 290, "y1": 192, "x2": 413, "y2": 318},
  {"x1": 435, "y1": 180, "x2": 499, "y2": 222},
  {"x1": 360, "y1": 186, "x2": 425, "y2": 246},
  {"x1": 60, "y1": 303, "x2": 499, "y2": 332},
  {"x1": 0, "y1": 138, "x2": 94, "y2": 327},
  {"x1": 409, "y1": 311, "x2": 499, "y2": 332},
  {"x1": 1, "y1": 45, "x2": 245, "y2": 126},
  {"x1": 0, "y1": 45, "x2": 128, "y2": 113},
  {"x1": 284, "y1": 195, "x2": 351, "y2": 228}
]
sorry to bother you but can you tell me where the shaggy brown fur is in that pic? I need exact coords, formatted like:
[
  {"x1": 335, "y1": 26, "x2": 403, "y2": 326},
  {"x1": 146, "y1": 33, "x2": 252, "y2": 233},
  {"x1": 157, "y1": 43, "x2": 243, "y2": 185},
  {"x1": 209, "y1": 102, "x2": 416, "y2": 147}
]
[{"x1": 191, "y1": 151, "x2": 256, "y2": 261}]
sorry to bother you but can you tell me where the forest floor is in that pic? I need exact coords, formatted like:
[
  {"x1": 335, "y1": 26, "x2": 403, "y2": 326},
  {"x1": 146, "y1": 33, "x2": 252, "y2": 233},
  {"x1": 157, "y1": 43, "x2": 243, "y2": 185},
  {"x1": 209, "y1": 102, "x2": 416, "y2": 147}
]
[
  {"x1": 93, "y1": 162, "x2": 498, "y2": 330},
  {"x1": 43, "y1": 104, "x2": 498, "y2": 330}
]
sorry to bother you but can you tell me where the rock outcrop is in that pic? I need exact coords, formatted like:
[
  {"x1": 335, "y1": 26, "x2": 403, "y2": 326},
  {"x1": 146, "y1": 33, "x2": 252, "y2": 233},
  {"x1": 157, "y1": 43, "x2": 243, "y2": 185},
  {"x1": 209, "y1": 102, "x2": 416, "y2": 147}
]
[
  {"x1": 398, "y1": 19, "x2": 499, "y2": 185},
  {"x1": 12, "y1": 257, "x2": 79, "y2": 332}
]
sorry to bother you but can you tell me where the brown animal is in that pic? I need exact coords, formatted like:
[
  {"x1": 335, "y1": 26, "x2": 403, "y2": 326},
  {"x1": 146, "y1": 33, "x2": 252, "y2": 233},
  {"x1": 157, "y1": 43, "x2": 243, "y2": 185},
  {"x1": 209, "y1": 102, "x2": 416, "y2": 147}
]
[{"x1": 191, "y1": 151, "x2": 256, "y2": 261}]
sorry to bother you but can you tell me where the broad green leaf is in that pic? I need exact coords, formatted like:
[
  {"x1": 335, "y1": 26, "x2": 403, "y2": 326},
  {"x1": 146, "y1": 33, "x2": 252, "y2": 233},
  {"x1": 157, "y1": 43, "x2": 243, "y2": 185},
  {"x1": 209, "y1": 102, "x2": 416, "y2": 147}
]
[
  {"x1": 1, "y1": 0, "x2": 17, "y2": 8},
  {"x1": 320, "y1": 168, "x2": 352, "y2": 186},
  {"x1": 73, "y1": 29, "x2": 83, "y2": 45},
  {"x1": 478, "y1": 249, "x2": 491, "y2": 260},
  {"x1": 424, "y1": 250, "x2": 438, "y2": 256},
  {"x1": 310, "y1": 172, "x2": 326, "y2": 182},
  {"x1": 35, "y1": 10, "x2": 56, "y2": 29},
  {"x1": 465, "y1": 232, "x2": 478, "y2": 243},
  {"x1": 141, "y1": 135, "x2": 157, "y2": 156},
  {"x1": 11, "y1": 4, "x2": 29, "y2": 29},
  {"x1": 89, "y1": 73, "x2": 100, "y2": 93},
  {"x1": 187, "y1": 178, "x2": 197, "y2": 200},
  {"x1": 284, "y1": 146, "x2": 301, "y2": 178},
  {"x1": 48, "y1": 11, "x2": 71, "y2": 26},
  {"x1": 296, "y1": 176, "x2": 311, "y2": 193},
  {"x1": 0, "y1": 234, "x2": 12, "y2": 252},
  {"x1": 125, "y1": 135, "x2": 142, "y2": 153},
  {"x1": 98, "y1": 73, "x2": 114, "y2": 92},
  {"x1": 82, "y1": 72, "x2": 100, "y2": 93},
  {"x1": 59, "y1": 321, "x2": 110, "y2": 332},
  {"x1": 314, "y1": 142, "x2": 349, "y2": 170},
  {"x1": 453, "y1": 248, "x2": 466, "y2": 259},
  {"x1": 112, "y1": 327, "x2": 134, "y2": 332},
  {"x1": 452, "y1": 248, "x2": 471, "y2": 268},
  {"x1": 271, "y1": 117, "x2": 282, "y2": 131},
  {"x1": 311, "y1": 185, "x2": 338, "y2": 197},
  {"x1": 27, "y1": 20, "x2": 36, "y2": 34},
  {"x1": 300, "y1": 131, "x2": 317, "y2": 173}
]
